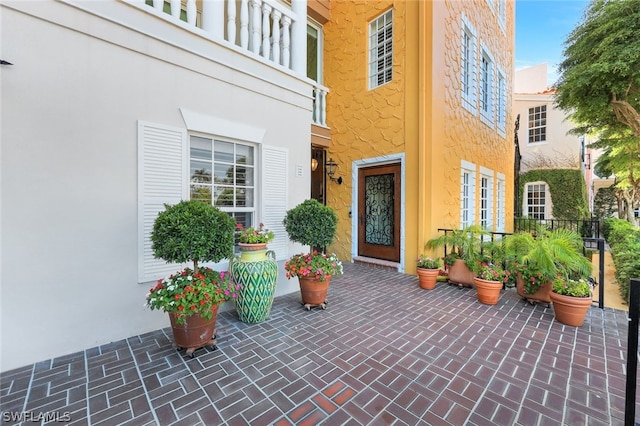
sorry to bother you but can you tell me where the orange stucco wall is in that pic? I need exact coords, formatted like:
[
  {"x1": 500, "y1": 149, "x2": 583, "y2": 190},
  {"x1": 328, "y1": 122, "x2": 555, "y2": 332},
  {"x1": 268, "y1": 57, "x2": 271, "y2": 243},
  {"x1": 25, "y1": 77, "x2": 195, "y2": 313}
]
[{"x1": 323, "y1": 0, "x2": 514, "y2": 272}]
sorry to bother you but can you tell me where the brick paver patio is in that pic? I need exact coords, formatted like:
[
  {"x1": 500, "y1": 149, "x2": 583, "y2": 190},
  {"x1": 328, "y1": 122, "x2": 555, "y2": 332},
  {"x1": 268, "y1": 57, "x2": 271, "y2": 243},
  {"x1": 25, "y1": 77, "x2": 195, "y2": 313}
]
[{"x1": 0, "y1": 263, "x2": 637, "y2": 425}]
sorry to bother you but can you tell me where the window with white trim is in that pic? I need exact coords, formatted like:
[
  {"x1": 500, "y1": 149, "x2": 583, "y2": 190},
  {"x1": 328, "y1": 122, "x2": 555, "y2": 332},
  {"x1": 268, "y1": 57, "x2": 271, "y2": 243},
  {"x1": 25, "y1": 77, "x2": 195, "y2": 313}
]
[
  {"x1": 461, "y1": 16, "x2": 477, "y2": 114},
  {"x1": 189, "y1": 135, "x2": 256, "y2": 228},
  {"x1": 137, "y1": 119, "x2": 289, "y2": 284},
  {"x1": 368, "y1": 9, "x2": 393, "y2": 89},
  {"x1": 496, "y1": 173, "x2": 505, "y2": 232},
  {"x1": 496, "y1": 68, "x2": 506, "y2": 135},
  {"x1": 498, "y1": 0, "x2": 506, "y2": 32},
  {"x1": 528, "y1": 105, "x2": 547, "y2": 143},
  {"x1": 461, "y1": 160, "x2": 477, "y2": 228},
  {"x1": 480, "y1": 46, "x2": 494, "y2": 127},
  {"x1": 480, "y1": 167, "x2": 494, "y2": 230},
  {"x1": 525, "y1": 182, "x2": 549, "y2": 219},
  {"x1": 307, "y1": 22, "x2": 323, "y2": 84}
]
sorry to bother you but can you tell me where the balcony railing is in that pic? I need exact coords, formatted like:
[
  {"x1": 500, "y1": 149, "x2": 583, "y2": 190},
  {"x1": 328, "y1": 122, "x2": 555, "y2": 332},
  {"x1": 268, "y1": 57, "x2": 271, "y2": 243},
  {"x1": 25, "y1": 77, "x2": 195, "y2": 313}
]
[
  {"x1": 146, "y1": 0, "x2": 298, "y2": 70},
  {"x1": 138, "y1": 0, "x2": 328, "y2": 127}
]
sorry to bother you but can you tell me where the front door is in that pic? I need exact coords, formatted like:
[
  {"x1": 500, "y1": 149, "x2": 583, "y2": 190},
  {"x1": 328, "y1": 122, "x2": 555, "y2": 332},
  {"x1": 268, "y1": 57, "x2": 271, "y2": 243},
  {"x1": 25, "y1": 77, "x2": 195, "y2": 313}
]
[{"x1": 357, "y1": 164, "x2": 401, "y2": 262}]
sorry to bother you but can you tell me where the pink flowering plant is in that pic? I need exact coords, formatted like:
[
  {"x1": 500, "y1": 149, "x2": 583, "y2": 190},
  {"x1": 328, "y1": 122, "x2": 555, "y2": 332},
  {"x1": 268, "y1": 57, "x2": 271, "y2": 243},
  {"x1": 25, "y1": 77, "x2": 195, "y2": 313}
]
[
  {"x1": 146, "y1": 267, "x2": 240, "y2": 324},
  {"x1": 284, "y1": 251, "x2": 343, "y2": 281},
  {"x1": 474, "y1": 260, "x2": 511, "y2": 284},
  {"x1": 417, "y1": 254, "x2": 441, "y2": 269},
  {"x1": 236, "y1": 222, "x2": 275, "y2": 244}
]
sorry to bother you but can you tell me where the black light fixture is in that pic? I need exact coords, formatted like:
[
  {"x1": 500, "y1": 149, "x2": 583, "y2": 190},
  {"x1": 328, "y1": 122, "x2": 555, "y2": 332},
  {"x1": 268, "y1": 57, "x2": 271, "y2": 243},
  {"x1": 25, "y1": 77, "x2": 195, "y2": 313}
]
[
  {"x1": 0, "y1": 60, "x2": 13, "y2": 65},
  {"x1": 326, "y1": 158, "x2": 342, "y2": 184}
]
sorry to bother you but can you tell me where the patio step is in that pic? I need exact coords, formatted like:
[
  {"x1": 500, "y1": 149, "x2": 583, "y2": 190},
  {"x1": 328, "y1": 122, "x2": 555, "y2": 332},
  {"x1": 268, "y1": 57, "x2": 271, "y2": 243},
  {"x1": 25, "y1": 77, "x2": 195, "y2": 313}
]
[{"x1": 352, "y1": 256, "x2": 399, "y2": 271}]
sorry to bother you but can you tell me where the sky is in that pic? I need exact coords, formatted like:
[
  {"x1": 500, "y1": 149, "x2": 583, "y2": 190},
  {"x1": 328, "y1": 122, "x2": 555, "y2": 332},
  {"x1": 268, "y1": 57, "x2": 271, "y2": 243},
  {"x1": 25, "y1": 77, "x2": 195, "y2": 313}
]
[{"x1": 515, "y1": 0, "x2": 591, "y2": 87}]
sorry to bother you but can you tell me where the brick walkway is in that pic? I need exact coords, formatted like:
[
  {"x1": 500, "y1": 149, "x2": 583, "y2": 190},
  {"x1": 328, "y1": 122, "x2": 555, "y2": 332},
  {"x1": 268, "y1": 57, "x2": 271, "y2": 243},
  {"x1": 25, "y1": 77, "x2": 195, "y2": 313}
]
[{"x1": 0, "y1": 263, "x2": 637, "y2": 425}]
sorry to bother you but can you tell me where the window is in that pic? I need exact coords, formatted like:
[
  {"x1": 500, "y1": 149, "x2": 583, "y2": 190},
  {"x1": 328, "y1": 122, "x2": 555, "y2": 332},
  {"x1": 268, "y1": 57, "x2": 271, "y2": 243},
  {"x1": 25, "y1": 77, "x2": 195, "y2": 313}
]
[
  {"x1": 461, "y1": 161, "x2": 477, "y2": 228},
  {"x1": 496, "y1": 173, "x2": 505, "y2": 232},
  {"x1": 498, "y1": 0, "x2": 507, "y2": 32},
  {"x1": 528, "y1": 105, "x2": 547, "y2": 143},
  {"x1": 525, "y1": 182, "x2": 548, "y2": 219},
  {"x1": 461, "y1": 16, "x2": 477, "y2": 114},
  {"x1": 480, "y1": 167, "x2": 494, "y2": 230},
  {"x1": 190, "y1": 136, "x2": 255, "y2": 228},
  {"x1": 307, "y1": 23, "x2": 322, "y2": 83},
  {"x1": 480, "y1": 46, "x2": 494, "y2": 127},
  {"x1": 496, "y1": 68, "x2": 506, "y2": 135},
  {"x1": 368, "y1": 10, "x2": 393, "y2": 89}
]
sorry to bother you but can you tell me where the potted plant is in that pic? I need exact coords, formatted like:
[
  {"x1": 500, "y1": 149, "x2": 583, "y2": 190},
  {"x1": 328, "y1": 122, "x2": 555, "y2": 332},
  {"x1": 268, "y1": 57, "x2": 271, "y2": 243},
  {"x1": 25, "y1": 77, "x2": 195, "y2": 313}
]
[
  {"x1": 147, "y1": 200, "x2": 237, "y2": 357},
  {"x1": 283, "y1": 199, "x2": 342, "y2": 310},
  {"x1": 504, "y1": 228, "x2": 592, "y2": 305},
  {"x1": 425, "y1": 225, "x2": 489, "y2": 287},
  {"x1": 230, "y1": 222, "x2": 278, "y2": 324},
  {"x1": 550, "y1": 276, "x2": 593, "y2": 326},
  {"x1": 236, "y1": 222, "x2": 275, "y2": 250},
  {"x1": 472, "y1": 260, "x2": 510, "y2": 305},
  {"x1": 416, "y1": 255, "x2": 441, "y2": 290}
]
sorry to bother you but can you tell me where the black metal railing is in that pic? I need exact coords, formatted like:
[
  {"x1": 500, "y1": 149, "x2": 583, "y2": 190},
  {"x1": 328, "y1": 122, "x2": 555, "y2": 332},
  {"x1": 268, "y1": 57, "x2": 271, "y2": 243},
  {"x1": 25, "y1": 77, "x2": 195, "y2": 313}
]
[{"x1": 514, "y1": 217, "x2": 601, "y2": 239}]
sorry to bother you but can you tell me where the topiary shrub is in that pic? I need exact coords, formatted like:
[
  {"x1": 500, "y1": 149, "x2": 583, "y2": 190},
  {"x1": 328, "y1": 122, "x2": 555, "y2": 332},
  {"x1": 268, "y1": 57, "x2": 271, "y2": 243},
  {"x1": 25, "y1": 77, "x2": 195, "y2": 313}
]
[
  {"x1": 151, "y1": 200, "x2": 236, "y2": 272},
  {"x1": 283, "y1": 199, "x2": 338, "y2": 249}
]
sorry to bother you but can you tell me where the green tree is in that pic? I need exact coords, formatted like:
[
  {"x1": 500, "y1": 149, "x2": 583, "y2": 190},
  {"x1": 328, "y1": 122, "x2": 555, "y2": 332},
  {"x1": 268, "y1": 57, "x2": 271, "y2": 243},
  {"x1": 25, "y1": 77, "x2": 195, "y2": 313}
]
[
  {"x1": 591, "y1": 130, "x2": 640, "y2": 222},
  {"x1": 555, "y1": 0, "x2": 640, "y2": 138}
]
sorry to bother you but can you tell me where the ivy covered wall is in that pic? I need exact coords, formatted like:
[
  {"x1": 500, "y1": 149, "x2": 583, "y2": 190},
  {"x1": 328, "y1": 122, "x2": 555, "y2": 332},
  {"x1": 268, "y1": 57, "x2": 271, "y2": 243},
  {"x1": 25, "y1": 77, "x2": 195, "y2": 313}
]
[{"x1": 517, "y1": 169, "x2": 590, "y2": 220}]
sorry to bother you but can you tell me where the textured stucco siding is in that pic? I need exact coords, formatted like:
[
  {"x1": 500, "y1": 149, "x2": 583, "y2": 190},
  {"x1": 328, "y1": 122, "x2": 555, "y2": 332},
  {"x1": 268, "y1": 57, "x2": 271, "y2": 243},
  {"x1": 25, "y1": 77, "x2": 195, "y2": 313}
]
[{"x1": 323, "y1": 0, "x2": 514, "y2": 271}]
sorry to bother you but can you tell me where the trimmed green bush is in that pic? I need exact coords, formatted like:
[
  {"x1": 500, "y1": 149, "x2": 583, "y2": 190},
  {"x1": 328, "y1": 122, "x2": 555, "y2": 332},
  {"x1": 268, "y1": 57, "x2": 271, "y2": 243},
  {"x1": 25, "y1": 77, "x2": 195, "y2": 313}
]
[
  {"x1": 151, "y1": 200, "x2": 236, "y2": 271},
  {"x1": 605, "y1": 219, "x2": 640, "y2": 303},
  {"x1": 283, "y1": 199, "x2": 337, "y2": 249}
]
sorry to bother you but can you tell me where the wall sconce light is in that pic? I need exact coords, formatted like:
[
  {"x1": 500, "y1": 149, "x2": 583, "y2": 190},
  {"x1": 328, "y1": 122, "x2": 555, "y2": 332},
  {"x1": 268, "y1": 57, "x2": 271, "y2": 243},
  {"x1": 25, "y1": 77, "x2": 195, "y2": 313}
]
[
  {"x1": 326, "y1": 158, "x2": 343, "y2": 184},
  {"x1": 311, "y1": 158, "x2": 318, "y2": 172}
]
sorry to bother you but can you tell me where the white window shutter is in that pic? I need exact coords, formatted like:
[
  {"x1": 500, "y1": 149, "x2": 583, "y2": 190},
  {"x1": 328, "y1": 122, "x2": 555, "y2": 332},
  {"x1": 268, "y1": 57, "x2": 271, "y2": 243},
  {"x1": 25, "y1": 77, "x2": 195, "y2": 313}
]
[
  {"x1": 261, "y1": 145, "x2": 288, "y2": 261},
  {"x1": 137, "y1": 120, "x2": 188, "y2": 283}
]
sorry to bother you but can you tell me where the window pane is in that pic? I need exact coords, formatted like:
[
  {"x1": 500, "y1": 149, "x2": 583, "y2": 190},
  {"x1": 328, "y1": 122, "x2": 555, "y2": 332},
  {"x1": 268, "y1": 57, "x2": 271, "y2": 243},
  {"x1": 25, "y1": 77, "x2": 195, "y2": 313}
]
[
  {"x1": 191, "y1": 185, "x2": 211, "y2": 203},
  {"x1": 214, "y1": 186, "x2": 234, "y2": 206},
  {"x1": 214, "y1": 141, "x2": 234, "y2": 163},
  {"x1": 191, "y1": 162, "x2": 212, "y2": 183},
  {"x1": 236, "y1": 188, "x2": 254, "y2": 207},
  {"x1": 190, "y1": 136, "x2": 211, "y2": 159},
  {"x1": 214, "y1": 163, "x2": 233, "y2": 184}
]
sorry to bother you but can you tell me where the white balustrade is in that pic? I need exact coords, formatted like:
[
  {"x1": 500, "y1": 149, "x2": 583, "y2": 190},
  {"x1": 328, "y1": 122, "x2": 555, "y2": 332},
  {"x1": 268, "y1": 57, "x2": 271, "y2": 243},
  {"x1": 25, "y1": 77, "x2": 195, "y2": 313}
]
[
  {"x1": 140, "y1": 0, "x2": 301, "y2": 75},
  {"x1": 313, "y1": 84, "x2": 329, "y2": 127}
]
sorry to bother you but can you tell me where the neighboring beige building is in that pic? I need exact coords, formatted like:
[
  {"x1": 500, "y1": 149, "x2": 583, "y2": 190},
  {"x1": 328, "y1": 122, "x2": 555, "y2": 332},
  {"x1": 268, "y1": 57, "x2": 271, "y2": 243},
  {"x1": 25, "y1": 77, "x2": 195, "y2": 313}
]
[{"x1": 514, "y1": 63, "x2": 589, "y2": 219}]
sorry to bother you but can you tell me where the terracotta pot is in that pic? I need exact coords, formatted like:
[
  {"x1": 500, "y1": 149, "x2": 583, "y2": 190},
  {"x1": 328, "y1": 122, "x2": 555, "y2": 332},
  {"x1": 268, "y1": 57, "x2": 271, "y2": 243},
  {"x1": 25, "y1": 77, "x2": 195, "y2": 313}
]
[
  {"x1": 417, "y1": 268, "x2": 439, "y2": 290},
  {"x1": 473, "y1": 277, "x2": 503, "y2": 305},
  {"x1": 447, "y1": 259, "x2": 475, "y2": 287},
  {"x1": 516, "y1": 273, "x2": 552, "y2": 305},
  {"x1": 550, "y1": 291, "x2": 592, "y2": 327},
  {"x1": 238, "y1": 242, "x2": 268, "y2": 251},
  {"x1": 169, "y1": 305, "x2": 218, "y2": 354},
  {"x1": 298, "y1": 276, "x2": 331, "y2": 309}
]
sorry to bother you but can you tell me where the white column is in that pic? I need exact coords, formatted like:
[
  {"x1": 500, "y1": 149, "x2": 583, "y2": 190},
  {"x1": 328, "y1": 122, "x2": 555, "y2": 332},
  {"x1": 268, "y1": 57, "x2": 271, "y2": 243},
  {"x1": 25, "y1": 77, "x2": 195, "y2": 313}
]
[
  {"x1": 240, "y1": 0, "x2": 250, "y2": 49},
  {"x1": 170, "y1": 0, "x2": 180, "y2": 19},
  {"x1": 261, "y1": 3, "x2": 272, "y2": 59},
  {"x1": 271, "y1": 9, "x2": 282, "y2": 65},
  {"x1": 250, "y1": 0, "x2": 262, "y2": 54},
  {"x1": 281, "y1": 16, "x2": 291, "y2": 69},
  {"x1": 226, "y1": 0, "x2": 237, "y2": 43},
  {"x1": 290, "y1": 0, "x2": 307, "y2": 76},
  {"x1": 202, "y1": 0, "x2": 225, "y2": 39},
  {"x1": 186, "y1": 0, "x2": 197, "y2": 26}
]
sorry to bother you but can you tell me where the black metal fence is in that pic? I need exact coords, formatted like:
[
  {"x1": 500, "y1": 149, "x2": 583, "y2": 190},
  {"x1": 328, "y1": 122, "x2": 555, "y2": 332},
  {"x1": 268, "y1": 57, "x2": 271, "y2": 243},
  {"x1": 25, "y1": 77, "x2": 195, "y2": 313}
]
[{"x1": 514, "y1": 217, "x2": 601, "y2": 239}]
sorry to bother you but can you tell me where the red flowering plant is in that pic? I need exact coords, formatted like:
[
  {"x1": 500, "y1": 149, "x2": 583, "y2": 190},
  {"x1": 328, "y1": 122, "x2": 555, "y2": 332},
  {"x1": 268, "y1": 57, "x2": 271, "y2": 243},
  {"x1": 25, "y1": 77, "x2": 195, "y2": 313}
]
[
  {"x1": 516, "y1": 263, "x2": 549, "y2": 294},
  {"x1": 284, "y1": 251, "x2": 343, "y2": 281},
  {"x1": 236, "y1": 222, "x2": 275, "y2": 244},
  {"x1": 145, "y1": 267, "x2": 240, "y2": 324}
]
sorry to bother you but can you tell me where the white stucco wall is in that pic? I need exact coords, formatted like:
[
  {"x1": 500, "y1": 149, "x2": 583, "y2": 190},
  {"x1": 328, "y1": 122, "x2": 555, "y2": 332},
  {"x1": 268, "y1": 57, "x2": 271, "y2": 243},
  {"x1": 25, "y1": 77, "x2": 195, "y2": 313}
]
[{"x1": 1, "y1": 1, "x2": 311, "y2": 371}]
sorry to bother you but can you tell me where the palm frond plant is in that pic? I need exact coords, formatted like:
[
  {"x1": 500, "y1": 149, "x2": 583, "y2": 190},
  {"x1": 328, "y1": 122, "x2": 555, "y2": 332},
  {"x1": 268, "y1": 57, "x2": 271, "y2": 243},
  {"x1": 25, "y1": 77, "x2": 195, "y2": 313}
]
[{"x1": 505, "y1": 228, "x2": 593, "y2": 299}]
